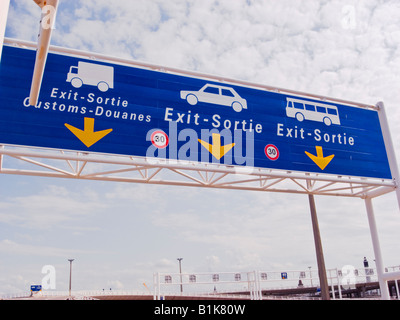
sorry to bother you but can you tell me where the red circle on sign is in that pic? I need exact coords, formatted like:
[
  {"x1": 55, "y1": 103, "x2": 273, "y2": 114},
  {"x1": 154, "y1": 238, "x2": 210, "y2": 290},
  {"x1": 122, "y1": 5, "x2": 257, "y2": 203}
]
[
  {"x1": 151, "y1": 130, "x2": 169, "y2": 149},
  {"x1": 265, "y1": 144, "x2": 279, "y2": 161}
]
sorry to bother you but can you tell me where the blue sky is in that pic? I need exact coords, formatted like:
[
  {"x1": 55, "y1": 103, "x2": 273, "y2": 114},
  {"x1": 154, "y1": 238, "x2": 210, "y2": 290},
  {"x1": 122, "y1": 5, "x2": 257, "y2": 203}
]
[{"x1": 1, "y1": 0, "x2": 400, "y2": 295}]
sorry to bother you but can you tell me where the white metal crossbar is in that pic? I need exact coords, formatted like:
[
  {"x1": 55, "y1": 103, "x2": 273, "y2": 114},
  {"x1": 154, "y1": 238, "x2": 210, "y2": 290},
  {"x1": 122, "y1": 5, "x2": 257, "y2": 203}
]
[{"x1": 0, "y1": 145, "x2": 395, "y2": 199}]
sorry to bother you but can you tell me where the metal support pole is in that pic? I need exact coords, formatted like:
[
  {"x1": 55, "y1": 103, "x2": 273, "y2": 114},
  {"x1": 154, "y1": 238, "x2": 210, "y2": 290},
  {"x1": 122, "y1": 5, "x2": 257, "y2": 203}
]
[
  {"x1": 29, "y1": 0, "x2": 59, "y2": 106},
  {"x1": 157, "y1": 272, "x2": 161, "y2": 300},
  {"x1": 364, "y1": 198, "x2": 390, "y2": 300},
  {"x1": 153, "y1": 272, "x2": 160, "y2": 300},
  {"x1": 68, "y1": 259, "x2": 74, "y2": 297},
  {"x1": 376, "y1": 101, "x2": 400, "y2": 210},
  {"x1": 0, "y1": 0, "x2": 10, "y2": 62},
  {"x1": 177, "y1": 258, "x2": 183, "y2": 294},
  {"x1": 256, "y1": 270, "x2": 262, "y2": 300},
  {"x1": 336, "y1": 268, "x2": 343, "y2": 300},
  {"x1": 329, "y1": 270, "x2": 335, "y2": 300},
  {"x1": 308, "y1": 194, "x2": 330, "y2": 300}
]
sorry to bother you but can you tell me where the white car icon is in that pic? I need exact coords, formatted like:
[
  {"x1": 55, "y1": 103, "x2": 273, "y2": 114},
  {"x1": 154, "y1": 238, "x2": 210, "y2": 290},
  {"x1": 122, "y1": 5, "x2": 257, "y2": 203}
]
[{"x1": 180, "y1": 84, "x2": 247, "y2": 112}]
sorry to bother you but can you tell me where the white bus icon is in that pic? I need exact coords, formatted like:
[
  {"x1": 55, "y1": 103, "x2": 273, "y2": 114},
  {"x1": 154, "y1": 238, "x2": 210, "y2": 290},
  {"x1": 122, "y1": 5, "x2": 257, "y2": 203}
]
[{"x1": 286, "y1": 97, "x2": 341, "y2": 126}]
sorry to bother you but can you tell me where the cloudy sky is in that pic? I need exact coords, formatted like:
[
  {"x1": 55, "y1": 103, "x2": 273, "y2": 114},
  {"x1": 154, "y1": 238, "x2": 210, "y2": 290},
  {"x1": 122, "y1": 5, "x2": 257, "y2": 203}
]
[{"x1": 1, "y1": 0, "x2": 400, "y2": 295}]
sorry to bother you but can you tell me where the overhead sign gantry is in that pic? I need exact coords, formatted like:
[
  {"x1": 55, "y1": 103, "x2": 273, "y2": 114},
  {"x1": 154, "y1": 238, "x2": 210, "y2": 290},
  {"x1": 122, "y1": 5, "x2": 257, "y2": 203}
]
[
  {"x1": 0, "y1": 0, "x2": 399, "y2": 300},
  {"x1": 0, "y1": 43, "x2": 393, "y2": 181}
]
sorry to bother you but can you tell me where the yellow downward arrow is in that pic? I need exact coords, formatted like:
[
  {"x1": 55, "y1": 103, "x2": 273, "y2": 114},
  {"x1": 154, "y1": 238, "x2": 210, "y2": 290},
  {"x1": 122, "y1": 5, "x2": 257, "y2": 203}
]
[
  {"x1": 198, "y1": 133, "x2": 235, "y2": 160},
  {"x1": 305, "y1": 146, "x2": 335, "y2": 171},
  {"x1": 65, "y1": 117, "x2": 113, "y2": 148}
]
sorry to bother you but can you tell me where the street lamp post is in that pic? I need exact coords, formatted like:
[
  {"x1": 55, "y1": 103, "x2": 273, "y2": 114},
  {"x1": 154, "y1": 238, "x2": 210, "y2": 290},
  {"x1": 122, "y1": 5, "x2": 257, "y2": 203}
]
[
  {"x1": 68, "y1": 259, "x2": 74, "y2": 296},
  {"x1": 177, "y1": 258, "x2": 183, "y2": 294}
]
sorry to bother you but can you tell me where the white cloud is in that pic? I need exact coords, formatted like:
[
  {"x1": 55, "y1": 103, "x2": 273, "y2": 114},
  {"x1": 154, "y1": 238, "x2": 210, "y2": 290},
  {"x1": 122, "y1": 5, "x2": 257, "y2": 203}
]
[
  {"x1": 0, "y1": 184, "x2": 106, "y2": 229},
  {"x1": 0, "y1": 238, "x2": 88, "y2": 257}
]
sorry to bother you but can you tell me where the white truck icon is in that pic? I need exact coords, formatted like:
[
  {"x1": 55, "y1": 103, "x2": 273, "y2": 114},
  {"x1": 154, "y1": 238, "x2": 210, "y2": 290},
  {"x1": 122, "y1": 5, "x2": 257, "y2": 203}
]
[{"x1": 66, "y1": 61, "x2": 114, "y2": 92}]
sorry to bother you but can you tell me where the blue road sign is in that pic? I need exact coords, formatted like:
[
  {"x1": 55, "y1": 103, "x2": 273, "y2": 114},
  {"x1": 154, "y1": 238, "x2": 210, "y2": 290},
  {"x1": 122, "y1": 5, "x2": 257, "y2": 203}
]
[
  {"x1": 0, "y1": 45, "x2": 392, "y2": 179},
  {"x1": 30, "y1": 285, "x2": 42, "y2": 292}
]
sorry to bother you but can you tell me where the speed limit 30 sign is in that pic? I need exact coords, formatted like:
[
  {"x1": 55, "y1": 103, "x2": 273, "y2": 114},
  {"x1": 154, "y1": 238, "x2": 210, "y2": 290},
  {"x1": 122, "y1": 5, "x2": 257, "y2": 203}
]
[
  {"x1": 151, "y1": 130, "x2": 169, "y2": 149},
  {"x1": 265, "y1": 144, "x2": 279, "y2": 161}
]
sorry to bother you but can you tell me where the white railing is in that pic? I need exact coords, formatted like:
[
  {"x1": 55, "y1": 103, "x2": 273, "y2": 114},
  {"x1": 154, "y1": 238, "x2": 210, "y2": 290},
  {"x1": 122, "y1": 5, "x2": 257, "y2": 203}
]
[
  {"x1": 0, "y1": 290, "x2": 151, "y2": 300},
  {"x1": 0, "y1": 292, "x2": 31, "y2": 300},
  {"x1": 2, "y1": 266, "x2": 399, "y2": 300},
  {"x1": 154, "y1": 266, "x2": 400, "y2": 300}
]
